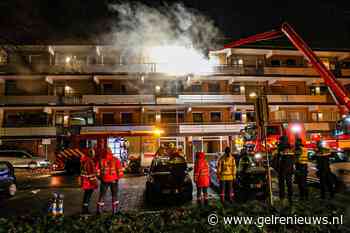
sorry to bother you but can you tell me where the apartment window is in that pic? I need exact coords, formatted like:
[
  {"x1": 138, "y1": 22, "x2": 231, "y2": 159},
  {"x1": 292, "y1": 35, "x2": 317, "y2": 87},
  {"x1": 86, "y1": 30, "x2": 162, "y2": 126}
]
[
  {"x1": 210, "y1": 112, "x2": 222, "y2": 122},
  {"x1": 246, "y1": 111, "x2": 255, "y2": 122},
  {"x1": 121, "y1": 113, "x2": 133, "y2": 124},
  {"x1": 232, "y1": 112, "x2": 242, "y2": 122},
  {"x1": 102, "y1": 113, "x2": 115, "y2": 125},
  {"x1": 193, "y1": 113, "x2": 203, "y2": 123},
  {"x1": 161, "y1": 113, "x2": 177, "y2": 123},
  {"x1": 177, "y1": 112, "x2": 185, "y2": 123},
  {"x1": 286, "y1": 59, "x2": 296, "y2": 66},
  {"x1": 5, "y1": 112, "x2": 48, "y2": 127},
  {"x1": 191, "y1": 84, "x2": 202, "y2": 92},
  {"x1": 102, "y1": 83, "x2": 113, "y2": 93},
  {"x1": 0, "y1": 50, "x2": 7, "y2": 65},
  {"x1": 312, "y1": 112, "x2": 323, "y2": 122},
  {"x1": 55, "y1": 112, "x2": 64, "y2": 125},
  {"x1": 144, "y1": 113, "x2": 156, "y2": 124},
  {"x1": 271, "y1": 60, "x2": 281, "y2": 67},
  {"x1": 208, "y1": 83, "x2": 220, "y2": 93}
]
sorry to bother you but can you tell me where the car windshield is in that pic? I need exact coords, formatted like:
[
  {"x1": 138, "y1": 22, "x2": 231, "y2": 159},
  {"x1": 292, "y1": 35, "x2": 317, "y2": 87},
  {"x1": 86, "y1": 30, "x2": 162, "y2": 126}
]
[
  {"x1": 152, "y1": 156, "x2": 187, "y2": 172},
  {"x1": 330, "y1": 152, "x2": 349, "y2": 163}
]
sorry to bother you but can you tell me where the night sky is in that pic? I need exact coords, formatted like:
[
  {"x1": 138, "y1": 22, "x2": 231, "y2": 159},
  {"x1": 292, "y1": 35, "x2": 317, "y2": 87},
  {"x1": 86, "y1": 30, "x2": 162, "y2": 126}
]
[{"x1": 1, "y1": 0, "x2": 350, "y2": 49}]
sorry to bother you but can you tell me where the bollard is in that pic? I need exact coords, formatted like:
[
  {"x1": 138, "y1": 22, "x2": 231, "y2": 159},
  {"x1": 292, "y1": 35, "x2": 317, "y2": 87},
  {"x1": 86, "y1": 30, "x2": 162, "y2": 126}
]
[
  {"x1": 56, "y1": 193, "x2": 64, "y2": 217},
  {"x1": 48, "y1": 192, "x2": 58, "y2": 217}
]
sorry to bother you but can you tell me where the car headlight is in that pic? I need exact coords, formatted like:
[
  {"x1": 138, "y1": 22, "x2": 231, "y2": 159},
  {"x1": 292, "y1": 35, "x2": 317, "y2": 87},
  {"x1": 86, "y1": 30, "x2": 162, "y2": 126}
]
[{"x1": 254, "y1": 153, "x2": 262, "y2": 160}]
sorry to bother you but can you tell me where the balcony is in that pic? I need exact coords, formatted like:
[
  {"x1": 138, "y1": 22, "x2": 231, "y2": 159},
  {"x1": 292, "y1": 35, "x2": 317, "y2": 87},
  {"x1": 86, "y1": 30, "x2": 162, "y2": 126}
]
[
  {"x1": 264, "y1": 67, "x2": 318, "y2": 76},
  {"x1": 342, "y1": 69, "x2": 350, "y2": 77},
  {"x1": 0, "y1": 96, "x2": 58, "y2": 105},
  {"x1": 304, "y1": 122, "x2": 331, "y2": 132},
  {"x1": 0, "y1": 127, "x2": 57, "y2": 137},
  {"x1": 179, "y1": 123, "x2": 245, "y2": 134},
  {"x1": 82, "y1": 95, "x2": 155, "y2": 105},
  {"x1": 47, "y1": 63, "x2": 157, "y2": 74},
  {"x1": 80, "y1": 125, "x2": 156, "y2": 135},
  {"x1": 267, "y1": 95, "x2": 328, "y2": 103},
  {"x1": 211, "y1": 65, "x2": 263, "y2": 75},
  {"x1": 177, "y1": 95, "x2": 246, "y2": 104}
]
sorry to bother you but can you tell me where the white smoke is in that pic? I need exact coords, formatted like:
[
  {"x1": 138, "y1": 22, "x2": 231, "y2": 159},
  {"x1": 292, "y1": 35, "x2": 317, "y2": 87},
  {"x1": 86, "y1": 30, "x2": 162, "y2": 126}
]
[{"x1": 108, "y1": 2, "x2": 221, "y2": 74}]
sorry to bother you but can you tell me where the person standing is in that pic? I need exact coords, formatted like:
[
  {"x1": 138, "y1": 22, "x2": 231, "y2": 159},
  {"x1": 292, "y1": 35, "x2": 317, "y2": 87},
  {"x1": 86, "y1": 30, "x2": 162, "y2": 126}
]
[
  {"x1": 217, "y1": 147, "x2": 236, "y2": 204},
  {"x1": 80, "y1": 148, "x2": 98, "y2": 215},
  {"x1": 96, "y1": 148, "x2": 124, "y2": 214},
  {"x1": 315, "y1": 142, "x2": 335, "y2": 199},
  {"x1": 276, "y1": 136, "x2": 294, "y2": 203},
  {"x1": 294, "y1": 138, "x2": 309, "y2": 200},
  {"x1": 194, "y1": 152, "x2": 210, "y2": 206}
]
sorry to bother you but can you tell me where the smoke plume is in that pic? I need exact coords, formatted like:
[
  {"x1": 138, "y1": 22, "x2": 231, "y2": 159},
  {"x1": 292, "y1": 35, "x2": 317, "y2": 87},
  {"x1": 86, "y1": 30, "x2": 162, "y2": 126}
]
[{"x1": 108, "y1": 2, "x2": 222, "y2": 60}]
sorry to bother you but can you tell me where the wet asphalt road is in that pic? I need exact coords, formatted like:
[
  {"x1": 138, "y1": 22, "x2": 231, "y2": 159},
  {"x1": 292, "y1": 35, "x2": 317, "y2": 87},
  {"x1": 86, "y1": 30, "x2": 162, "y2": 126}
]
[{"x1": 0, "y1": 170, "x2": 219, "y2": 217}]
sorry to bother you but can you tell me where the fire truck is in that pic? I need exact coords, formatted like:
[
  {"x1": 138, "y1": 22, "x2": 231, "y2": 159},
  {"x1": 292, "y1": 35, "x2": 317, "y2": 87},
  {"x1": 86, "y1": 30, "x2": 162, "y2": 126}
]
[{"x1": 225, "y1": 22, "x2": 350, "y2": 152}]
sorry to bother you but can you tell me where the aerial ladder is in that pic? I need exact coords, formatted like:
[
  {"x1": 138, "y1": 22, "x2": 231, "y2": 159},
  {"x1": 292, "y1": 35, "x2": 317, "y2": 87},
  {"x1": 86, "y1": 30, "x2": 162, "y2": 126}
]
[{"x1": 223, "y1": 22, "x2": 350, "y2": 150}]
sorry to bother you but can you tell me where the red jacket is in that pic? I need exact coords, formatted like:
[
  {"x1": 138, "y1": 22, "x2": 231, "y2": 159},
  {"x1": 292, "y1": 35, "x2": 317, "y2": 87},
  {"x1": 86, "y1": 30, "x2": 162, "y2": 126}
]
[
  {"x1": 194, "y1": 152, "x2": 210, "y2": 188},
  {"x1": 80, "y1": 155, "x2": 98, "y2": 190},
  {"x1": 96, "y1": 152, "x2": 124, "y2": 183}
]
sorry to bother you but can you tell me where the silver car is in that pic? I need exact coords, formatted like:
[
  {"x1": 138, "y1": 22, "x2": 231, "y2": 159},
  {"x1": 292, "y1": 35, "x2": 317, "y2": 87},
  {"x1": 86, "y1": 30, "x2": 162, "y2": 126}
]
[
  {"x1": 0, "y1": 150, "x2": 50, "y2": 169},
  {"x1": 308, "y1": 150, "x2": 350, "y2": 191}
]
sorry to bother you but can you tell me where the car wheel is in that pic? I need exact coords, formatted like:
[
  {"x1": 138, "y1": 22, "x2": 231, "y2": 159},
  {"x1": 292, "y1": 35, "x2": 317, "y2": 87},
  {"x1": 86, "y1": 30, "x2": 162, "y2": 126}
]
[
  {"x1": 8, "y1": 183, "x2": 17, "y2": 197},
  {"x1": 145, "y1": 184, "x2": 152, "y2": 203}
]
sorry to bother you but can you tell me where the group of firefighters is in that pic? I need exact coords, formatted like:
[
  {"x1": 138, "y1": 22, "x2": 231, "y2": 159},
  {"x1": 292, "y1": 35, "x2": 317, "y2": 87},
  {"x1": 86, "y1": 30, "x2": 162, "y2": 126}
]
[
  {"x1": 78, "y1": 135, "x2": 336, "y2": 214},
  {"x1": 80, "y1": 146, "x2": 124, "y2": 215},
  {"x1": 273, "y1": 136, "x2": 335, "y2": 202},
  {"x1": 193, "y1": 135, "x2": 336, "y2": 206}
]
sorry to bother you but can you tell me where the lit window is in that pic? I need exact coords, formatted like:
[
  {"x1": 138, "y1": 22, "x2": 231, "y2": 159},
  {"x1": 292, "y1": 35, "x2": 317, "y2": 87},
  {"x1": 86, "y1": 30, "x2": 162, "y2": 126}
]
[{"x1": 0, "y1": 50, "x2": 7, "y2": 65}]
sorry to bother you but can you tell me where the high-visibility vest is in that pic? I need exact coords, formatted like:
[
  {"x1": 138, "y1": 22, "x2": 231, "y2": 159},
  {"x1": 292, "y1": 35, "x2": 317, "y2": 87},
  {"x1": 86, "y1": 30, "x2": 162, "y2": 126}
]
[{"x1": 297, "y1": 147, "x2": 309, "y2": 164}]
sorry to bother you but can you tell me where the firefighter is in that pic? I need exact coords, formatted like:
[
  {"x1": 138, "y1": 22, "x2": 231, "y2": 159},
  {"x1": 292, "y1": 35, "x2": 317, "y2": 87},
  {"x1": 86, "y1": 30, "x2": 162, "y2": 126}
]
[
  {"x1": 276, "y1": 136, "x2": 294, "y2": 203},
  {"x1": 80, "y1": 148, "x2": 98, "y2": 215},
  {"x1": 294, "y1": 138, "x2": 309, "y2": 200},
  {"x1": 155, "y1": 144, "x2": 167, "y2": 157},
  {"x1": 96, "y1": 147, "x2": 124, "y2": 214},
  {"x1": 315, "y1": 142, "x2": 335, "y2": 199},
  {"x1": 194, "y1": 152, "x2": 210, "y2": 206},
  {"x1": 217, "y1": 147, "x2": 236, "y2": 204}
]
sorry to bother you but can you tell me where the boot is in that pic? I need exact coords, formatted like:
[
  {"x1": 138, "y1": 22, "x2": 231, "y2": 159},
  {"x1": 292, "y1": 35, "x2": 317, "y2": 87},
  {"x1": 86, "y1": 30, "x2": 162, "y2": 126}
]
[
  {"x1": 112, "y1": 201, "x2": 119, "y2": 215},
  {"x1": 203, "y1": 193, "x2": 209, "y2": 206},
  {"x1": 96, "y1": 202, "x2": 104, "y2": 215},
  {"x1": 82, "y1": 203, "x2": 90, "y2": 215},
  {"x1": 220, "y1": 194, "x2": 225, "y2": 204},
  {"x1": 196, "y1": 196, "x2": 202, "y2": 206}
]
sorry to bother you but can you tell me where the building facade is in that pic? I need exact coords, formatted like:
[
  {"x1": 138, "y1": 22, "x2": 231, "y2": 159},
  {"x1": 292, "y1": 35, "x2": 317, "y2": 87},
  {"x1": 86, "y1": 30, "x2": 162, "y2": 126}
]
[{"x1": 0, "y1": 45, "x2": 349, "y2": 165}]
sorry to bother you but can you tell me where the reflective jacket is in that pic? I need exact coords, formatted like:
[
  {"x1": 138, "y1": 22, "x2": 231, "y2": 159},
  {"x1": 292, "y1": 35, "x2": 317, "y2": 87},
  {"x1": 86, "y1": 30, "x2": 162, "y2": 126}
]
[
  {"x1": 96, "y1": 152, "x2": 124, "y2": 183},
  {"x1": 80, "y1": 156, "x2": 98, "y2": 190},
  {"x1": 194, "y1": 152, "x2": 210, "y2": 187},
  {"x1": 296, "y1": 147, "x2": 309, "y2": 165},
  {"x1": 217, "y1": 154, "x2": 236, "y2": 181}
]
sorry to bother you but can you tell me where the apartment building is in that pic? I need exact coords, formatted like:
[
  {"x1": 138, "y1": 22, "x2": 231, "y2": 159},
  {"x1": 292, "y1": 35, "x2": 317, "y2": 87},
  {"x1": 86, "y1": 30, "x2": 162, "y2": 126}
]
[{"x1": 0, "y1": 44, "x2": 349, "y2": 164}]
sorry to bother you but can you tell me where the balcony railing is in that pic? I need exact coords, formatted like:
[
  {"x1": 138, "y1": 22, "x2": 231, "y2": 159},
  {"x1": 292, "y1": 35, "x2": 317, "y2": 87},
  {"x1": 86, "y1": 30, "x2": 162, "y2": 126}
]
[
  {"x1": 342, "y1": 69, "x2": 350, "y2": 77},
  {"x1": 82, "y1": 95, "x2": 155, "y2": 105},
  {"x1": 304, "y1": 122, "x2": 331, "y2": 131},
  {"x1": 0, "y1": 96, "x2": 58, "y2": 105},
  {"x1": 80, "y1": 125, "x2": 156, "y2": 135},
  {"x1": 267, "y1": 95, "x2": 328, "y2": 103},
  {"x1": 179, "y1": 123, "x2": 245, "y2": 134},
  {"x1": 0, "y1": 127, "x2": 57, "y2": 137},
  {"x1": 264, "y1": 67, "x2": 318, "y2": 76},
  {"x1": 177, "y1": 95, "x2": 246, "y2": 104}
]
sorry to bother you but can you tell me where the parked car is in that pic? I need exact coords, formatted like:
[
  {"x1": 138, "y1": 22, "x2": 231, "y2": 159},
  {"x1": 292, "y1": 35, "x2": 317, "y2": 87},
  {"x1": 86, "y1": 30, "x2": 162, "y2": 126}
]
[
  {"x1": 0, "y1": 150, "x2": 50, "y2": 169},
  {"x1": 308, "y1": 150, "x2": 350, "y2": 191},
  {"x1": 0, "y1": 161, "x2": 17, "y2": 196},
  {"x1": 209, "y1": 152, "x2": 269, "y2": 201},
  {"x1": 145, "y1": 155, "x2": 193, "y2": 203}
]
